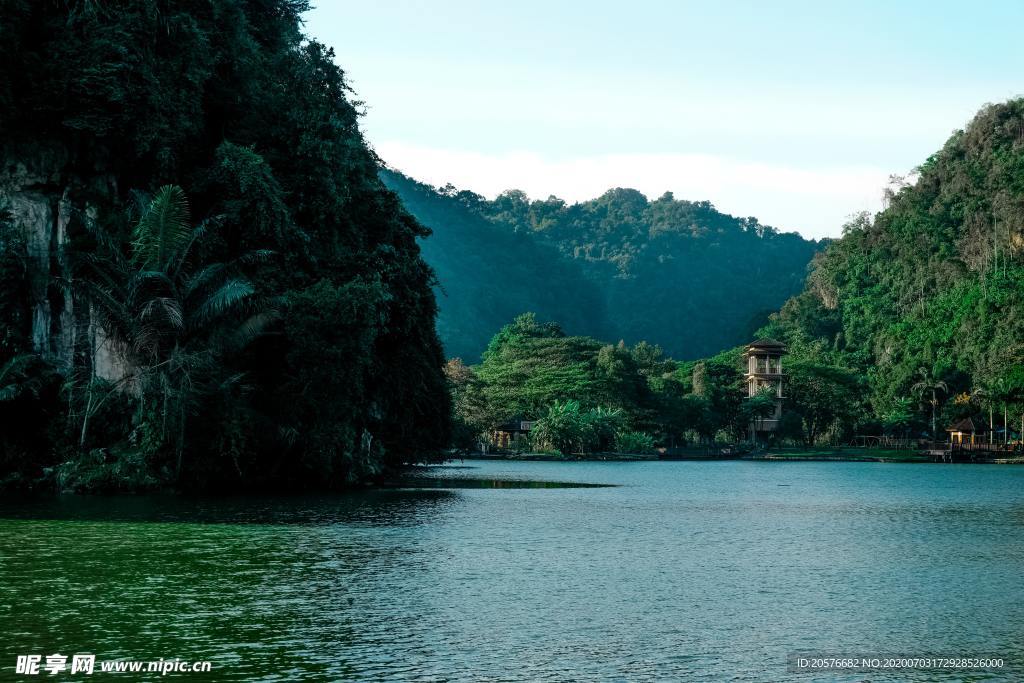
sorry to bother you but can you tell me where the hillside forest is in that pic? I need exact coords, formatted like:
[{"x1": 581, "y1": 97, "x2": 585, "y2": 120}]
[
  {"x1": 382, "y1": 169, "x2": 821, "y2": 362},
  {"x1": 446, "y1": 101, "x2": 1024, "y2": 456}
]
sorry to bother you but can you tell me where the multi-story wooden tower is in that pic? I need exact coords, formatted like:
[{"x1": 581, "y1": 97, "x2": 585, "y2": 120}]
[{"x1": 744, "y1": 339, "x2": 786, "y2": 439}]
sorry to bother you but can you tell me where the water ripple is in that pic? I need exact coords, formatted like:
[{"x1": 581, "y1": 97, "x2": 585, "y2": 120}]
[{"x1": 1, "y1": 461, "x2": 1023, "y2": 680}]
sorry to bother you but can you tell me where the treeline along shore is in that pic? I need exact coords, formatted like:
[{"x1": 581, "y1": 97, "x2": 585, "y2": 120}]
[{"x1": 3, "y1": 3, "x2": 1024, "y2": 493}]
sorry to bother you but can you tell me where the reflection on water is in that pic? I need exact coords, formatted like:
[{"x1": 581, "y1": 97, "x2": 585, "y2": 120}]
[
  {"x1": 390, "y1": 473, "x2": 615, "y2": 489},
  {"x1": 0, "y1": 490, "x2": 457, "y2": 526},
  {"x1": 2, "y1": 461, "x2": 1024, "y2": 681}
]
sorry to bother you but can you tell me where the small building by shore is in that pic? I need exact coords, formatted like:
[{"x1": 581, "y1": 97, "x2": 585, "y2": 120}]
[
  {"x1": 946, "y1": 417, "x2": 989, "y2": 445},
  {"x1": 492, "y1": 417, "x2": 534, "y2": 449}
]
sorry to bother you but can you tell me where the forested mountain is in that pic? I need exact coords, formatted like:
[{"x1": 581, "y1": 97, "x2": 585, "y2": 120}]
[
  {"x1": 379, "y1": 171, "x2": 605, "y2": 362},
  {"x1": 448, "y1": 100, "x2": 1024, "y2": 451},
  {"x1": 760, "y1": 99, "x2": 1024, "y2": 438},
  {"x1": 0, "y1": 1, "x2": 449, "y2": 491},
  {"x1": 382, "y1": 169, "x2": 821, "y2": 360}
]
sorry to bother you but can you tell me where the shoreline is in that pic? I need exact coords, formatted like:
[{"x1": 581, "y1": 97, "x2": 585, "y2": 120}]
[{"x1": 456, "y1": 452, "x2": 1024, "y2": 464}]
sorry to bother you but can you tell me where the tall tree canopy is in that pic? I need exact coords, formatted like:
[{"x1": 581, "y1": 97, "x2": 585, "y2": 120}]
[{"x1": 0, "y1": 1, "x2": 450, "y2": 490}]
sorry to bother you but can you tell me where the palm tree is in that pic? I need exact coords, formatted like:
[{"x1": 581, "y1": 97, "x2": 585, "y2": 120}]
[
  {"x1": 970, "y1": 386, "x2": 992, "y2": 444},
  {"x1": 990, "y1": 377, "x2": 1013, "y2": 446},
  {"x1": 912, "y1": 367, "x2": 948, "y2": 440},
  {"x1": 972, "y1": 379, "x2": 1014, "y2": 445},
  {"x1": 82, "y1": 185, "x2": 274, "y2": 472},
  {"x1": 0, "y1": 354, "x2": 41, "y2": 402},
  {"x1": 531, "y1": 400, "x2": 590, "y2": 454},
  {"x1": 584, "y1": 405, "x2": 624, "y2": 452}
]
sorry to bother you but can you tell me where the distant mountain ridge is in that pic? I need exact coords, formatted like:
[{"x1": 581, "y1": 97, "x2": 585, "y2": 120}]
[{"x1": 382, "y1": 168, "x2": 822, "y2": 361}]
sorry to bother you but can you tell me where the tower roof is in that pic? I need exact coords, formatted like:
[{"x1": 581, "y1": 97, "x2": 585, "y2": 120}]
[{"x1": 746, "y1": 339, "x2": 787, "y2": 351}]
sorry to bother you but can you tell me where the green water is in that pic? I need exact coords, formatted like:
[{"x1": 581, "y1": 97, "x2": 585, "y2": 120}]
[{"x1": 2, "y1": 460, "x2": 1023, "y2": 681}]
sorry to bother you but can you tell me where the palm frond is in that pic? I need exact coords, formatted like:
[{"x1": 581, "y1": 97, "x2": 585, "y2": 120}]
[
  {"x1": 189, "y1": 279, "x2": 254, "y2": 329},
  {"x1": 0, "y1": 354, "x2": 34, "y2": 383},
  {"x1": 236, "y1": 249, "x2": 276, "y2": 265},
  {"x1": 132, "y1": 185, "x2": 191, "y2": 271},
  {"x1": 227, "y1": 310, "x2": 280, "y2": 351},
  {"x1": 217, "y1": 372, "x2": 250, "y2": 396},
  {"x1": 127, "y1": 270, "x2": 176, "y2": 303},
  {"x1": 172, "y1": 217, "x2": 220, "y2": 281},
  {"x1": 0, "y1": 354, "x2": 41, "y2": 402},
  {"x1": 138, "y1": 297, "x2": 184, "y2": 330},
  {"x1": 80, "y1": 253, "x2": 129, "y2": 292},
  {"x1": 182, "y1": 262, "x2": 228, "y2": 300},
  {"x1": 81, "y1": 282, "x2": 135, "y2": 345}
]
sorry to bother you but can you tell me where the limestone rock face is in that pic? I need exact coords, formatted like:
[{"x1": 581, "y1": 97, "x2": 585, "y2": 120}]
[{"x1": 1, "y1": 143, "x2": 127, "y2": 381}]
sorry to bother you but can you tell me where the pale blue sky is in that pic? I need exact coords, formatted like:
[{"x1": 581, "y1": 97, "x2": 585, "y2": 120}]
[{"x1": 304, "y1": 1, "x2": 1024, "y2": 239}]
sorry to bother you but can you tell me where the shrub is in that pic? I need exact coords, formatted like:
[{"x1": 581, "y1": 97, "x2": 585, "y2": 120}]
[
  {"x1": 531, "y1": 400, "x2": 592, "y2": 454},
  {"x1": 615, "y1": 430, "x2": 655, "y2": 454},
  {"x1": 53, "y1": 448, "x2": 162, "y2": 494}
]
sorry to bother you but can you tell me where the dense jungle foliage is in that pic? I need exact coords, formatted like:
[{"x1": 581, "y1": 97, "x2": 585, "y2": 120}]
[
  {"x1": 380, "y1": 170, "x2": 604, "y2": 362},
  {"x1": 0, "y1": 1, "x2": 450, "y2": 491},
  {"x1": 5, "y1": 4, "x2": 1021, "y2": 479},
  {"x1": 759, "y1": 99, "x2": 1024, "y2": 443},
  {"x1": 446, "y1": 313, "x2": 780, "y2": 453},
  {"x1": 449, "y1": 312, "x2": 856, "y2": 453},
  {"x1": 452, "y1": 101, "x2": 1024, "y2": 452},
  {"x1": 382, "y1": 169, "x2": 821, "y2": 361}
]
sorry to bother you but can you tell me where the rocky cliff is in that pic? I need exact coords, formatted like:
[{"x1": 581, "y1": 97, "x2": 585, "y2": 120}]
[{"x1": 2, "y1": 142, "x2": 125, "y2": 380}]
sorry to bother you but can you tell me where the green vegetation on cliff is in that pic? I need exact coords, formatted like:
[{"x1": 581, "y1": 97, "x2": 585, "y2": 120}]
[
  {"x1": 0, "y1": 1, "x2": 450, "y2": 491},
  {"x1": 760, "y1": 100, "x2": 1024, "y2": 442}
]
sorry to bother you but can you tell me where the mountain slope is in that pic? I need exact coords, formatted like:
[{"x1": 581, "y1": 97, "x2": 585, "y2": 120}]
[
  {"x1": 380, "y1": 170, "x2": 606, "y2": 361},
  {"x1": 761, "y1": 99, "x2": 1024, "y2": 430},
  {"x1": 383, "y1": 169, "x2": 821, "y2": 360}
]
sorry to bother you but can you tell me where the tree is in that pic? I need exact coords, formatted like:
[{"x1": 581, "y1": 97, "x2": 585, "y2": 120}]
[
  {"x1": 84, "y1": 186, "x2": 271, "y2": 475},
  {"x1": 786, "y1": 360, "x2": 859, "y2": 446},
  {"x1": 615, "y1": 431, "x2": 655, "y2": 454},
  {"x1": 739, "y1": 387, "x2": 779, "y2": 442},
  {"x1": 646, "y1": 373, "x2": 694, "y2": 446},
  {"x1": 0, "y1": 355, "x2": 41, "y2": 403},
  {"x1": 445, "y1": 358, "x2": 495, "y2": 450},
  {"x1": 583, "y1": 406, "x2": 625, "y2": 451},
  {"x1": 384, "y1": 165, "x2": 821, "y2": 362},
  {"x1": 477, "y1": 314, "x2": 631, "y2": 418},
  {"x1": 696, "y1": 352, "x2": 746, "y2": 440},
  {"x1": 530, "y1": 400, "x2": 593, "y2": 455},
  {"x1": 1, "y1": 2, "x2": 454, "y2": 490},
  {"x1": 970, "y1": 386, "x2": 993, "y2": 442},
  {"x1": 760, "y1": 100, "x2": 1024, "y2": 447},
  {"x1": 912, "y1": 368, "x2": 949, "y2": 439},
  {"x1": 880, "y1": 397, "x2": 915, "y2": 438}
]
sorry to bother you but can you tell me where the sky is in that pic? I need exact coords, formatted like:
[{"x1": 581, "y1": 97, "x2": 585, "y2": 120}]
[{"x1": 304, "y1": 1, "x2": 1024, "y2": 239}]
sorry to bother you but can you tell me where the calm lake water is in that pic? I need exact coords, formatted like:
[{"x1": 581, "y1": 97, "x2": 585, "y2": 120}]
[{"x1": 2, "y1": 460, "x2": 1024, "y2": 681}]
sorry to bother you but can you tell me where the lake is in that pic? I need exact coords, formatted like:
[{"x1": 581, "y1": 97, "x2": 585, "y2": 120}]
[{"x1": 2, "y1": 460, "x2": 1023, "y2": 681}]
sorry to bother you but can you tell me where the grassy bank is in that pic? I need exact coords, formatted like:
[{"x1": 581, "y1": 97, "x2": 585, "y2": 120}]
[{"x1": 748, "y1": 448, "x2": 930, "y2": 463}]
